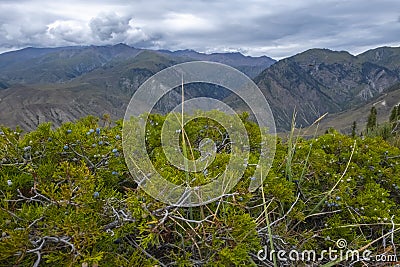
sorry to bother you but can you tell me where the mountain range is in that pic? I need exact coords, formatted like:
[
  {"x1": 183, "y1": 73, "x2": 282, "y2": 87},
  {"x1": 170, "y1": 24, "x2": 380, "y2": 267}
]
[
  {"x1": 0, "y1": 43, "x2": 399, "y2": 132},
  {"x1": 255, "y1": 47, "x2": 400, "y2": 130}
]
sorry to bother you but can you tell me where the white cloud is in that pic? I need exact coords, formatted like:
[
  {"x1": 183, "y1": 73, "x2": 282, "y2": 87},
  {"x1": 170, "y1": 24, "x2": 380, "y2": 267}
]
[
  {"x1": 162, "y1": 13, "x2": 216, "y2": 33},
  {"x1": 47, "y1": 20, "x2": 89, "y2": 44}
]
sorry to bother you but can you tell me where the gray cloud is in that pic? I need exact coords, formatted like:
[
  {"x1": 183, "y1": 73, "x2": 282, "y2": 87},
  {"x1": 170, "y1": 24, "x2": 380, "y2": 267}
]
[
  {"x1": 89, "y1": 12, "x2": 131, "y2": 41},
  {"x1": 0, "y1": 0, "x2": 399, "y2": 58}
]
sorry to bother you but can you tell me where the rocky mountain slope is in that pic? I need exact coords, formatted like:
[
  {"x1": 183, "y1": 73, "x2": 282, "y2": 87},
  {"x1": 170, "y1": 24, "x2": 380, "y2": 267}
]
[
  {"x1": 253, "y1": 47, "x2": 400, "y2": 129},
  {"x1": 309, "y1": 82, "x2": 400, "y2": 134},
  {"x1": 0, "y1": 44, "x2": 274, "y2": 130},
  {"x1": 0, "y1": 44, "x2": 400, "y2": 132},
  {"x1": 158, "y1": 49, "x2": 275, "y2": 78}
]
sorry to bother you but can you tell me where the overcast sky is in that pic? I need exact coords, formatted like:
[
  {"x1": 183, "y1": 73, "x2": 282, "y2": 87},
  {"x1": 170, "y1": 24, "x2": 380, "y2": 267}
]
[{"x1": 0, "y1": 0, "x2": 399, "y2": 59}]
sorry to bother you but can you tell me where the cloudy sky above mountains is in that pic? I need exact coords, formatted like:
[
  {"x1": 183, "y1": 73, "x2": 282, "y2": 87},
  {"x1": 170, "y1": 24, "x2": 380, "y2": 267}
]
[{"x1": 0, "y1": 0, "x2": 399, "y2": 59}]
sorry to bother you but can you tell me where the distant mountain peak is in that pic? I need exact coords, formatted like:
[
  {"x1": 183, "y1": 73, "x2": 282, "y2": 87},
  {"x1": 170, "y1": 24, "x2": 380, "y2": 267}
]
[
  {"x1": 1, "y1": 45, "x2": 399, "y2": 132},
  {"x1": 254, "y1": 46, "x2": 400, "y2": 130}
]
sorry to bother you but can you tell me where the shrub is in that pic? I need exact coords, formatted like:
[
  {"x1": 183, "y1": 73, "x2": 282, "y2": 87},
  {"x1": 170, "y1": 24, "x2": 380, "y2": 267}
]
[{"x1": 0, "y1": 115, "x2": 399, "y2": 266}]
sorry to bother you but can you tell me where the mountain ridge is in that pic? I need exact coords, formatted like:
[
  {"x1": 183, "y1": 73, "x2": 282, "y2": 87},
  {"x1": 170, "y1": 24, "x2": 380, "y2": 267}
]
[
  {"x1": 252, "y1": 46, "x2": 400, "y2": 129},
  {"x1": 0, "y1": 44, "x2": 274, "y2": 130},
  {"x1": 1, "y1": 44, "x2": 400, "y2": 132}
]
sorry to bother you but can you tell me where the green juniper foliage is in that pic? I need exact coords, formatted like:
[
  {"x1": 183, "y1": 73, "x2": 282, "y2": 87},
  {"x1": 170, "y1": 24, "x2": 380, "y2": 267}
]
[{"x1": 0, "y1": 113, "x2": 399, "y2": 266}]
